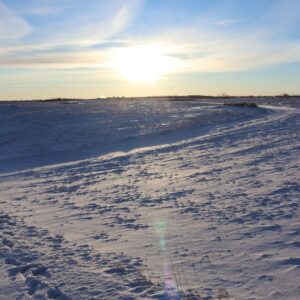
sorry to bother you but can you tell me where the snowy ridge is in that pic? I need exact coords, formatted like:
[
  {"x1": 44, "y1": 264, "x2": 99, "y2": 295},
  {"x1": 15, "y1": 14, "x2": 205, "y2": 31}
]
[
  {"x1": 0, "y1": 99, "x2": 268, "y2": 173},
  {"x1": 1, "y1": 99, "x2": 300, "y2": 299}
]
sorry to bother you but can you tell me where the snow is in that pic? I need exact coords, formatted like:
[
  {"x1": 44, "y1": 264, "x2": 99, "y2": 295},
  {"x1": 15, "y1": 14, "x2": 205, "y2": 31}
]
[{"x1": 0, "y1": 97, "x2": 299, "y2": 299}]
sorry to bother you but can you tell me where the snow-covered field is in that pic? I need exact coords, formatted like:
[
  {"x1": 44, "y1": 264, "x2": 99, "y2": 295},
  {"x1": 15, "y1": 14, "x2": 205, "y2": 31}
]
[{"x1": 0, "y1": 98, "x2": 299, "y2": 299}]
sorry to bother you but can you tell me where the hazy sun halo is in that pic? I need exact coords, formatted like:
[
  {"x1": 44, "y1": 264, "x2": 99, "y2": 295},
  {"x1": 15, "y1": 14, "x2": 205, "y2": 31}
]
[{"x1": 113, "y1": 45, "x2": 180, "y2": 82}]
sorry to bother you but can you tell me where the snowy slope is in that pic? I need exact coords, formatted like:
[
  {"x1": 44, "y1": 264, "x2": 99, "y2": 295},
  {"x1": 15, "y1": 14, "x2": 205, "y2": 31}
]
[
  {"x1": 0, "y1": 98, "x2": 299, "y2": 300},
  {"x1": 0, "y1": 99, "x2": 268, "y2": 173}
]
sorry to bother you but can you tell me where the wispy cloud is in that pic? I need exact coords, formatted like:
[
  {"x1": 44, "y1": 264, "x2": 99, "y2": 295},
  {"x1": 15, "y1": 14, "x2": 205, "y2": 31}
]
[
  {"x1": 0, "y1": 0, "x2": 143, "y2": 69},
  {"x1": 0, "y1": 52, "x2": 101, "y2": 68},
  {"x1": 0, "y1": 2, "x2": 32, "y2": 43},
  {"x1": 268, "y1": 0, "x2": 300, "y2": 29},
  {"x1": 28, "y1": 0, "x2": 143, "y2": 46},
  {"x1": 17, "y1": 6, "x2": 63, "y2": 16},
  {"x1": 145, "y1": 0, "x2": 300, "y2": 73},
  {"x1": 213, "y1": 19, "x2": 241, "y2": 26},
  {"x1": 174, "y1": 34, "x2": 300, "y2": 73}
]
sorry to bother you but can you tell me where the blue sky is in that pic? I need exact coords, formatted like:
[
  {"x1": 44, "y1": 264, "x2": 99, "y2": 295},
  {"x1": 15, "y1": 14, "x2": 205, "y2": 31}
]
[{"x1": 0, "y1": 0, "x2": 300, "y2": 99}]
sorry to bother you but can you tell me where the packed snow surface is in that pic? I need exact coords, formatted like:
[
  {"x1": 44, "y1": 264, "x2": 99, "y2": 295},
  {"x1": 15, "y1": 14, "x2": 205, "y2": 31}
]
[{"x1": 0, "y1": 98, "x2": 299, "y2": 299}]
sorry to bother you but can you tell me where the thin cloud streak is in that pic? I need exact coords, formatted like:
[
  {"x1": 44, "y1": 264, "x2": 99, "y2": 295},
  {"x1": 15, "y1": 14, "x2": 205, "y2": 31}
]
[
  {"x1": 0, "y1": 51, "x2": 111, "y2": 69},
  {"x1": 213, "y1": 19, "x2": 241, "y2": 26},
  {"x1": 164, "y1": 33, "x2": 300, "y2": 73},
  {"x1": 26, "y1": 0, "x2": 144, "y2": 47},
  {"x1": 0, "y1": 2, "x2": 32, "y2": 43}
]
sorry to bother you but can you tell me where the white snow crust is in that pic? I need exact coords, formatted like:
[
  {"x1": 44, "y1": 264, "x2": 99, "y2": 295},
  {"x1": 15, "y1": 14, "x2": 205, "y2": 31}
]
[{"x1": 0, "y1": 97, "x2": 299, "y2": 299}]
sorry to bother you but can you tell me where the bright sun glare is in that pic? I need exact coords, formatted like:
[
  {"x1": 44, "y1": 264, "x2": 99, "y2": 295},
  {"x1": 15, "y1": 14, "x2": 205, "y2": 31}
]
[{"x1": 113, "y1": 45, "x2": 180, "y2": 82}]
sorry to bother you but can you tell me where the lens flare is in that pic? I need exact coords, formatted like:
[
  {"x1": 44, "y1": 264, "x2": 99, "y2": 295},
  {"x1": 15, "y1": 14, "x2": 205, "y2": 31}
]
[
  {"x1": 154, "y1": 219, "x2": 167, "y2": 250},
  {"x1": 153, "y1": 219, "x2": 180, "y2": 299}
]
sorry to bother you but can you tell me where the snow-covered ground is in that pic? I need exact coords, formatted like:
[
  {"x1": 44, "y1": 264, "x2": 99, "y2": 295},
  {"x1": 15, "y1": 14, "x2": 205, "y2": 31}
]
[{"x1": 0, "y1": 98, "x2": 299, "y2": 299}]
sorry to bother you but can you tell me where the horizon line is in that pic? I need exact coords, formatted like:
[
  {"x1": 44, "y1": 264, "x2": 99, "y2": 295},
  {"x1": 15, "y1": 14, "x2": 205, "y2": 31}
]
[{"x1": 0, "y1": 93, "x2": 299, "y2": 102}]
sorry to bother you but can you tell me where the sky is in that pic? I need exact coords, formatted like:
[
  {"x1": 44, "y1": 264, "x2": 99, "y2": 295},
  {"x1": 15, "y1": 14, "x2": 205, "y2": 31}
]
[{"x1": 0, "y1": 0, "x2": 300, "y2": 100}]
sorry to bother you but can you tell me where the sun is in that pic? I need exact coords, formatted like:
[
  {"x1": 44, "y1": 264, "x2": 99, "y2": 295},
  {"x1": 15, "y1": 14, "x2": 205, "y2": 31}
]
[{"x1": 112, "y1": 44, "x2": 180, "y2": 82}]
